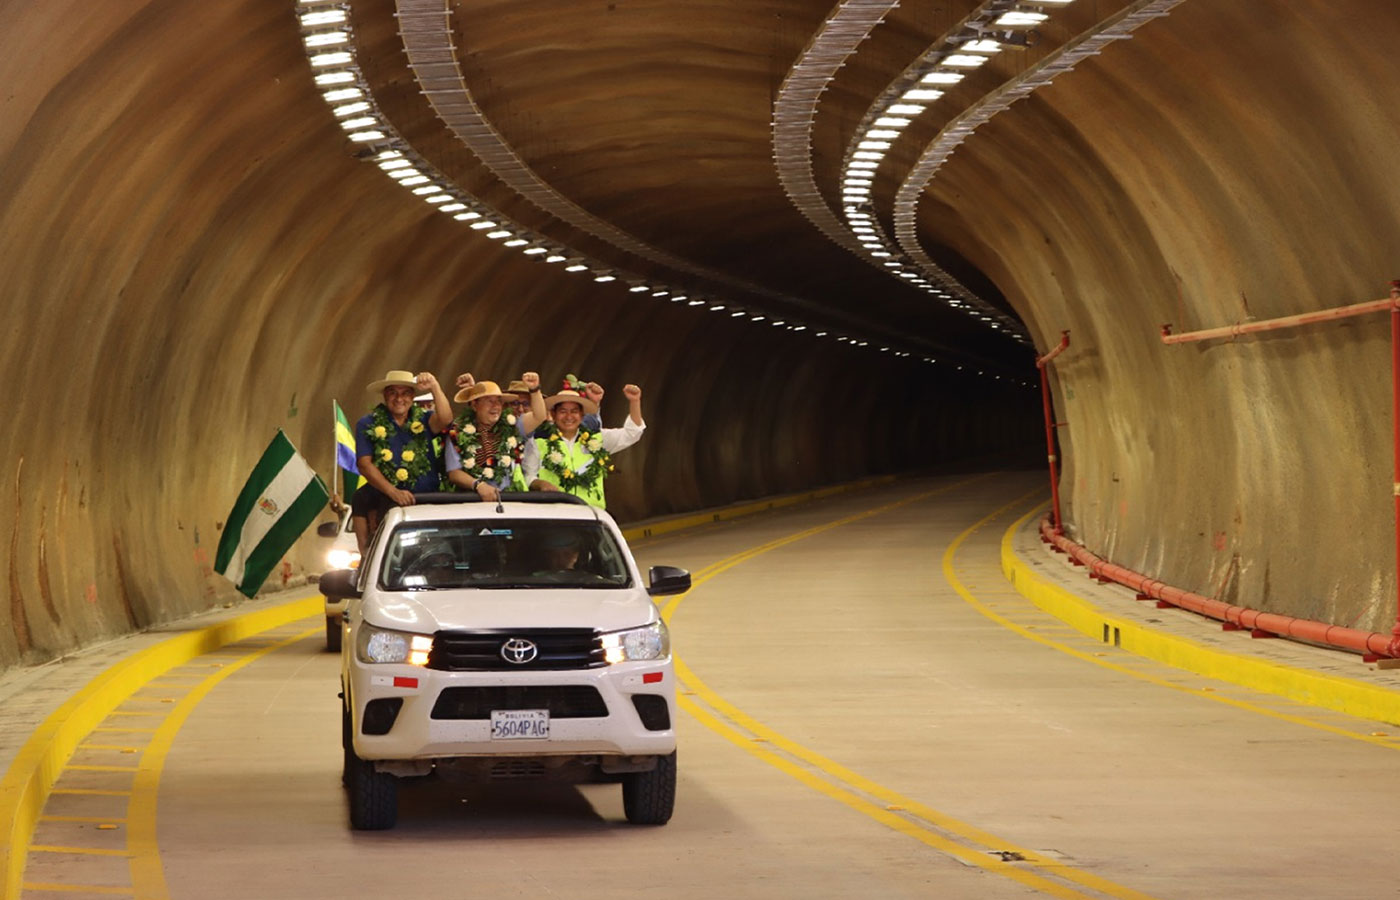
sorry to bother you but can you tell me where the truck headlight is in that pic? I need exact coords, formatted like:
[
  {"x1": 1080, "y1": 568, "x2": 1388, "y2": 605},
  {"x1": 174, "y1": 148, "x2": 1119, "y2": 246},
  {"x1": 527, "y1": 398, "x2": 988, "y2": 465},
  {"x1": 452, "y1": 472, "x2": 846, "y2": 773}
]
[
  {"x1": 601, "y1": 620, "x2": 669, "y2": 663},
  {"x1": 357, "y1": 624, "x2": 433, "y2": 665}
]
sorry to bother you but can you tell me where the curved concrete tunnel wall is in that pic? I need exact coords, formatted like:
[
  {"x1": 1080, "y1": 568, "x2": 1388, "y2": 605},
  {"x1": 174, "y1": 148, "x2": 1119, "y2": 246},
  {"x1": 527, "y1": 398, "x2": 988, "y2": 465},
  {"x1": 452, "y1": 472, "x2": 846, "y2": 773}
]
[
  {"x1": 936, "y1": 0, "x2": 1400, "y2": 632},
  {"x1": 0, "y1": 0, "x2": 1036, "y2": 668}
]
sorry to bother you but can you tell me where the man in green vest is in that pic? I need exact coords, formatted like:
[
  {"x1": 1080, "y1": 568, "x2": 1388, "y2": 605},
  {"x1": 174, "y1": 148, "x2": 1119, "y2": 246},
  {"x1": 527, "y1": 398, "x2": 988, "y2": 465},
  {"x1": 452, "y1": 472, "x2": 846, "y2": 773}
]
[{"x1": 527, "y1": 383, "x2": 645, "y2": 509}]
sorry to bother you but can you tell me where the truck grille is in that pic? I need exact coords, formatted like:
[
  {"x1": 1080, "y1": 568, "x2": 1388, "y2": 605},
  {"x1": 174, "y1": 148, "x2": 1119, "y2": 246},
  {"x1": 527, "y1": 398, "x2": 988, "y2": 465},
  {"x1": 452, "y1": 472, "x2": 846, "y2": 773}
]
[
  {"x1": 430, "y1": 686, "x2": 608, "y2": 719},
  {"x1": 428, "y1": 629, "x2": 605, "y2": 670}
]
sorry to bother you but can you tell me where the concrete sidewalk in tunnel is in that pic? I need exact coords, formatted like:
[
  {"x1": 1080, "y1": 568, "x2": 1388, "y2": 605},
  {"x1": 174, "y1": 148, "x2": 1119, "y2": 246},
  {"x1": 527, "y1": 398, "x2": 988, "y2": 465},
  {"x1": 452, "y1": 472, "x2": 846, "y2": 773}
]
[{"x1": 4, "y1": 472, "x2": 1400, "y2": 898}]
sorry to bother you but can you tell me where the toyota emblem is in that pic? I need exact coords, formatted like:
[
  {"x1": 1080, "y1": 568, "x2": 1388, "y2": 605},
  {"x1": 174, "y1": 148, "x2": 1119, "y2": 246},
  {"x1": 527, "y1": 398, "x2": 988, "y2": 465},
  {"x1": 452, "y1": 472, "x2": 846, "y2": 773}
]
[{"x1": 500, "y1": 637, "x2": 539, "y2": 664}]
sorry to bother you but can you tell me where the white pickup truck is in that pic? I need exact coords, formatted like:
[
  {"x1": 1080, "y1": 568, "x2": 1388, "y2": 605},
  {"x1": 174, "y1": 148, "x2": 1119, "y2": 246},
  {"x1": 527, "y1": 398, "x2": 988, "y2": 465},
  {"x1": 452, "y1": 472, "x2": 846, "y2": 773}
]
[{"x1": 319, "y1": 493, "x2": 689, "y2": 830}]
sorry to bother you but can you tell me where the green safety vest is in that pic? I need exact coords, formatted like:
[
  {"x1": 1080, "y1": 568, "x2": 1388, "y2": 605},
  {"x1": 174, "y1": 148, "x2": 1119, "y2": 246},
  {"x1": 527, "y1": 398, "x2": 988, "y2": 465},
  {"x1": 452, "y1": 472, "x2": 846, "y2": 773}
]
[{"x1": 534, "y1": 436, "x2": 609, "y2": 508}]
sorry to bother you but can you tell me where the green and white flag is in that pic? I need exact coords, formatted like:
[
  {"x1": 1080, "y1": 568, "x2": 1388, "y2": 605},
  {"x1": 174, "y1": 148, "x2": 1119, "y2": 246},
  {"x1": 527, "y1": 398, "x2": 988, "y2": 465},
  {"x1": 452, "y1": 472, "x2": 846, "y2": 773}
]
[{"x1": 214, "y1": 430, "x2": 329, "y2": 598}]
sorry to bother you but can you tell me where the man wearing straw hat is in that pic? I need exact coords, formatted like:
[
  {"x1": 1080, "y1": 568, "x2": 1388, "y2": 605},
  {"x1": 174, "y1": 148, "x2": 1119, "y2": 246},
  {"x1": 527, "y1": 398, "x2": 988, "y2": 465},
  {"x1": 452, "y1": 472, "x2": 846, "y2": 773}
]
[
  {"x1": 526, "y1": 382, "x2": 645, "y2": 509},
  {"x1": 444, "y1": 372, "x2": 547, "y2": 501},
  {"x1": 351, "y1": 370, "x2": 453, "y2": 553}
]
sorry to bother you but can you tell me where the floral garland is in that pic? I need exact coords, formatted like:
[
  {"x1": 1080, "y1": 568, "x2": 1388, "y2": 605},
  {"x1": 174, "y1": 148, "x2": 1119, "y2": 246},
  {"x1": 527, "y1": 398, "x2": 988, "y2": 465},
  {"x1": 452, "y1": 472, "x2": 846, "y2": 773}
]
[
  {"x1": 367, "y1": 405, "x2": 434, "y2": 486},
  {"x1": 541, "y1": 429, "x2": 614, "y2": 491},
  {"x1": 449, "y1": 407, "x2": 523, "y2": 487}
]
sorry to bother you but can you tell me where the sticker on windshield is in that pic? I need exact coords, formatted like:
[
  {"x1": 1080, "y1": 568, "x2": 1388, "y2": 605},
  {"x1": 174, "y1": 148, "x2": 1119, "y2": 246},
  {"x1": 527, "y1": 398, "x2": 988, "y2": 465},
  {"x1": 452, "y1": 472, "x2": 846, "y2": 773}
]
[{"x1": 478, "y1": 528, "x2": 514, "y2": 536}]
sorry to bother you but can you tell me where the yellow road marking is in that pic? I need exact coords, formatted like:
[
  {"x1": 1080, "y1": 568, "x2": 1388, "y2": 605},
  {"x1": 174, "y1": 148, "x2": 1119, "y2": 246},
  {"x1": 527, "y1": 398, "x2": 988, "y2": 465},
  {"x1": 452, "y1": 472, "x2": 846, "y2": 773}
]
[
  {"x1": 47, "y1": 790, "x2": 131, "y2": 797},
  {"x1": 126, "y1": 624, "x2": 321, "y2": 900},
  {"x1": 63, "y1": 766, "x2": 139, "y2": 774},
  {"x1": 29, "y1": 845, "x2": 130, "y2": 858},
  {"x1": 950, "y1": 500, "x2": 1400, "y2": 749},
  {"x1": 37, "y1": 817, "x2": 126, "y2": 825},
  {"x1": 21, "y1": 883, "x2": 133, "y2": 895},
  {"x1": 76, "y1": 746, "x2": 144, "y2": 753},
  {"x1": 663, "y1": 477, "x2": 1160, "y2": 900}
]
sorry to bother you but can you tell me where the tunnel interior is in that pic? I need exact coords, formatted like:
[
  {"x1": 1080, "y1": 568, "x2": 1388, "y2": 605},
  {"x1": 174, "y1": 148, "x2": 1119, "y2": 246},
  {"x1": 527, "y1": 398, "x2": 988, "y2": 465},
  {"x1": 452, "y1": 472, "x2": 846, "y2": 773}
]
[{"x1": 2, "y1": 0, "x2": 1398, "y2": 667}]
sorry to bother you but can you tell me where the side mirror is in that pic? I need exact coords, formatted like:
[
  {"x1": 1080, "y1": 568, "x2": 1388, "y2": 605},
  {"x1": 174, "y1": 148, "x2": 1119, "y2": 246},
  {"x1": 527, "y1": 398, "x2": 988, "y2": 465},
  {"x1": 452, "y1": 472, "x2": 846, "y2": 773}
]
[
  {"x1": 646, "y1": 565, "x2": 691, "y2": 597},
  {"x1": 319, "y1": 568, "x2": 361, "y2": 599},
  {"x1": 316, "y1": 521, "x2": 340, "y2": 538}
]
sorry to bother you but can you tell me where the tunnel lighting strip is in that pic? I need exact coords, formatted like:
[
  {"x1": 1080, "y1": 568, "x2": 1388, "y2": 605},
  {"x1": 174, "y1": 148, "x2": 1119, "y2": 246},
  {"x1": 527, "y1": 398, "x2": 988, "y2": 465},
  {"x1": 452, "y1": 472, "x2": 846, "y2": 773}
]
[
  {"x1": 389, "y1": 0, "x2": 1000, "y2": 375},
  {"x1": 833, "y1": 0, "x2": 1096, "y2": 342},
  {"x1": 295, "y1": 0, "x2": 1030, "y2": 385},
  {"x1": 891, "y1": 0, "x2": 1185, "y2": 297},
  {"x1": 773, "y1": 0, "x2": 1032, "y2": 345}
]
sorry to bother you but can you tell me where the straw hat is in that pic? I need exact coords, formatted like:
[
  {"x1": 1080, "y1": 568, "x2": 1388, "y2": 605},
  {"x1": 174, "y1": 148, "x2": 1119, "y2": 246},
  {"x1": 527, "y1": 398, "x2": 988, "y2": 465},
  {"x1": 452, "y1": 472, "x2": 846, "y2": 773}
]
[
  {"x1": 367, "y1": 370, "x2": 418, "y2": 393},
  {"x1": 454, "y1": 380, "x2": 511, "y2": 404},
  {"x1": 544, "y1": 389, "x2": 598, "y2": 416},
  {"x1": 504, "y1": 379, "x2": 532, "y2": 397}
]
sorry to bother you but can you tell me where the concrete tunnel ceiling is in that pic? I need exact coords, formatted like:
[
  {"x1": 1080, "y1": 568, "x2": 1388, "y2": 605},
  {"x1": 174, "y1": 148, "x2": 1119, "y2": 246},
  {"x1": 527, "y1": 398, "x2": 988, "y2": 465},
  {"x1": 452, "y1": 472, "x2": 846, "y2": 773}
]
[{"x1": 2, "y1": 0, "x2": 1399, "y2": 666}]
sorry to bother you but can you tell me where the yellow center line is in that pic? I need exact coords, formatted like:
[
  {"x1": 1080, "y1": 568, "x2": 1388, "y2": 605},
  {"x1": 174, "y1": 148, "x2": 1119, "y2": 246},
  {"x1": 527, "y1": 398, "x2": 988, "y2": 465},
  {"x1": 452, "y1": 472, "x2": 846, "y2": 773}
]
[
  {"x1": 662, "y1": 476, "x2": 1160, "y2": 900},
  {"x1": 951, "y1": 500, "x2": 1400, "y2": 750},
  {"x1": 126, "y1": 623, "x2": 321, "y2": 900}
]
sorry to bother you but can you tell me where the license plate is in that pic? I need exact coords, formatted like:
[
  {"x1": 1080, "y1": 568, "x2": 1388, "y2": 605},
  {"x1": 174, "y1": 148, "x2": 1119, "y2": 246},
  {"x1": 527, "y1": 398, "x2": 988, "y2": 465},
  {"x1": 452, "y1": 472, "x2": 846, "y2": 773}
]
[{"x1": 490, "y1": 709, "x2": 550, "y2": 740}]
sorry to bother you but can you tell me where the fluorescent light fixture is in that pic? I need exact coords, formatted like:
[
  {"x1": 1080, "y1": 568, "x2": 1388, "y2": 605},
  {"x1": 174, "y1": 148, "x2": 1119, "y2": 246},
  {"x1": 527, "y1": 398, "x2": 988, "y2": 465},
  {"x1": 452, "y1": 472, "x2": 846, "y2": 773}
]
[
  {"x1": 687, "y1": 299, "x2": 704, "y2": 306},
  {"x1": 564, "y1": 264, "x2": 588, "y2": 272},
  {"x1": 524, "y1": 247, "x2": 549, "y2": 255},
  {"x1": 348, "y1": 130, "x2": 384, "y2": 142},
  {"x1": 866, "y1": 129, "x2": 901, "y2": 139},
  {"x1": 846, "y1": 211, "x2": 871, "y2": 219},
  {"x1": 708, "y1": 304, "x2": 724, "y2": 310},
  {"x1": 439, "y1": 203, "x2": 466, "y2": 212},
  {"x1": 751, "y1": 316, "x2": 765, "y2": 322},
  {"x1": 304, "y1": 31, "x2": 349, "y2": 47},
  {"x1": 411, "y1": 185, "x2": 441, "y2": 195},
  {"x1": 849, "y1": 160, "x2": 878, "y2": 170},
  {"x1": 843, "y1": 188, "x2": 871, "y2": 197},
  {"x1": 323, "y1": 87, "x2": 362, "y2": 102},
  {"x1": 629, "y1": 285, "x2": 650, "y2": 292},
  {"x1": 962, "y1": 39, "x2": 1002, "y2": 53},
  {"x1": 486, "y1": 230, "x2": 512, "y2": 240},
  {"x1": 862, "y1": 243, "x2": 884, "y2": 250},
  {"x1": 871, "y1": 251, "x2": 892, "y2": 257},
  {"x1": 469, "y1": 220, "x2": 497, "y2": 230},
  {"x1": 856, "y1": 140, "x2": 891, "y2": 150},
  {"x1": 873, "y1": 117, "x2": 911, "y2": 128},
  {"x1": 793, "y1": 326, "x2": 807, "y2": 332},
  {"x1": 377, "y1": 150, "x2": 403, "y2": 160},
  {"x1": 815, "y1": 331, "x2": 828, "y2": 337},
  {"x1": 453, "y1": 211, "x2": 482, "y2": 221},
  {"x1": 300, "y1": 9, "x2": 346, "y2": 25},
  {"x1": 884, "y1": 261, "x2": 902, "y2": 267},
  {"x1": 843, "y1": 178, "x2": 872, "y2": 187},
  {"x1": 379, "y1": 160, "x2": 411, "y2": 172},
  {"x1": 594, "y1": 275, "x2": 616, "y2": 282},
  {"x1": 504, "y1": 238, "x2": 527, "y2": 247},
  {"x1": 921, "y1": 71, "x2": 965, "y2": 84},
  {"x1": 730, "y1": 311, "x2": 744, "y2": 317},
  {"x1": 340, "y1": 116, "x2": 377, "y2": 130},
  {"x1": 333, "y1": 101, "x2": 371, "y2": 117},
  {"x1": 546, "y1": 255, "x2": 566, "y2": 263},
  {"x1": 902, "y1": 88, "x2": 943, "y2": 100},
  {"x1": 996, "y1": 11, "x2": 1048, "y2": 25},
  {"x1": 899, "y1": 272, "x2": 918, "y2": 278},
  {"x1": 887, "y1": 104, "x2": 925, "y2": 115},
  {"x1": 942, "y1": 54, "x2": 988, "y2": 68},
  {"x1": 424, "y1": 194, "x2": 452, "y2": 204},
  {"x1": 651, "y1": 290, "x2": 669, "y2": 296},
  {"x1": 314, "y1": 71, "x2": 355, "y2": 85},
  {"x1": 853, "y1": 151, "x2": 884, "y2": 161},
  {"x1": 309, "y1": 51, "x2": 352, "y2": 67}
]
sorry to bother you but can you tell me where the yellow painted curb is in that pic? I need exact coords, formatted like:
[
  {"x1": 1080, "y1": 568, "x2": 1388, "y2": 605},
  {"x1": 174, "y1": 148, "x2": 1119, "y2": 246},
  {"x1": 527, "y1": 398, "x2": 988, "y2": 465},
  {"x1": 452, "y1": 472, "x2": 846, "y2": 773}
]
[
  {"x1": 1000, "y1": 508, "x2": 1400, "y2": 727},
  {"x1": 0, "y1": 595, "x2": 321, "y2": 900},
  {"x1": 620, "y1": 475, "x2": 896, "y2": 542}
]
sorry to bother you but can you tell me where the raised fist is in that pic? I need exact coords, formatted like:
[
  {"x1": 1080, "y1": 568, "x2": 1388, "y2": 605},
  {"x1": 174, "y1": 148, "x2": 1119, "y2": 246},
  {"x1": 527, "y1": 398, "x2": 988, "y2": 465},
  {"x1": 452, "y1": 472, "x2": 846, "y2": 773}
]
[
  {"x1": 521, "y1": 371, "x2": 541, "y2": 391},
  {"x1": 584, "y1": 382, "x2": 604, "y2": 404},
  {"x1": 455, "y1": 372, "x2": 475, "y2": 390},
  {"x1": 622, "y1": 384, "x2": 641, "y2": 401}
]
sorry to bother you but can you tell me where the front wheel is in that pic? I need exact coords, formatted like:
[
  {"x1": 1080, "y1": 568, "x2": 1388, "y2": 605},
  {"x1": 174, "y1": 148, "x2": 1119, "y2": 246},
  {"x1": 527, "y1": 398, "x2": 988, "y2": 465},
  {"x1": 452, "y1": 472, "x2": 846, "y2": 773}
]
[
  {"x1": 347, "y1": 749, "x2": 398, "y2": 830},
  {"x1": 622, "y1": 751, "x2": 676, "y2": 825}
]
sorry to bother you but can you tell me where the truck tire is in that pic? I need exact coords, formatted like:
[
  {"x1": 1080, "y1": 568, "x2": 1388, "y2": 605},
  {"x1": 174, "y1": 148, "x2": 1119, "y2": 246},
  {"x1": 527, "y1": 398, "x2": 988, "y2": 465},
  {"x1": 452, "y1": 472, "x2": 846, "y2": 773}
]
[
  {"x1": 326, "y1": 616, "x2": 342, "y2": 652},
  {"x1": 622, "y1": 751, "x2": 676, "y2": 825},
  {"x1": 347, "y1": 749, "x2": 398, "y2": 830}
]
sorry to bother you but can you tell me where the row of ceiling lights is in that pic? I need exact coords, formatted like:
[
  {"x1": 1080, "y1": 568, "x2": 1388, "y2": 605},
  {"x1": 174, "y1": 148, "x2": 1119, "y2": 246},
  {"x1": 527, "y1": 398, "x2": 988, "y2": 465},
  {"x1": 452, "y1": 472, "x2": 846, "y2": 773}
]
[
  {"x1": 837, "y1": 0, "x2": 1078, "y2": 341},
  {"x1": 296, "y1": 0, "x2": 1032, "y2": 385}
]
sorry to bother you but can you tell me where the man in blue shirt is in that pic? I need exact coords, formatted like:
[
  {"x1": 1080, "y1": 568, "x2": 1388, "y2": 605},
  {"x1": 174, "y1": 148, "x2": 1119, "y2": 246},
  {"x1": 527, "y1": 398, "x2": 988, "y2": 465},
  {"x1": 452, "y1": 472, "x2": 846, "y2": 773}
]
[{"x1": 352, "y1": 370, "x2": 453, "y2": 554}]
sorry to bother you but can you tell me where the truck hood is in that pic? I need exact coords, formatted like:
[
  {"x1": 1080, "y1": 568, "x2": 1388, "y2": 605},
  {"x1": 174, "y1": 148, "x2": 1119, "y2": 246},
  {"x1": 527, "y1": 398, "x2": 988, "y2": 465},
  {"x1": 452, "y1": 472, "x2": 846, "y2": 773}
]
[{"x1": 362, "y1": 588, "x2": 659, "y2": 633}]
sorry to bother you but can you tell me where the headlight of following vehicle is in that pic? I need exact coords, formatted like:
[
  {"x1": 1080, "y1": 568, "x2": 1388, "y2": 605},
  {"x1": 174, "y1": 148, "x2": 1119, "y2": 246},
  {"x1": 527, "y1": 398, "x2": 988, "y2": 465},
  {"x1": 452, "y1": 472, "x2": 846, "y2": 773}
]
[
  {"x1": 357, "y1": 624, "x2": 433, "y2": 665},
  {"x1": 601, "y1": 620, "x2": 670, "y2": 663},
  {"x1": 327, "y1": 549, "x2": 361, "y2": 570}
]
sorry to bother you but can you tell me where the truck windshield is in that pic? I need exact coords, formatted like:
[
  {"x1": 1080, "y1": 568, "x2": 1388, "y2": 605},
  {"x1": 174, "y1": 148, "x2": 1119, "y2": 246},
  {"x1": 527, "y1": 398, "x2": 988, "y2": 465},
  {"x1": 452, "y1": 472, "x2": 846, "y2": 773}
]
[{"x1": 378, "y1": 520, "x2": 632, "y2": 590}]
